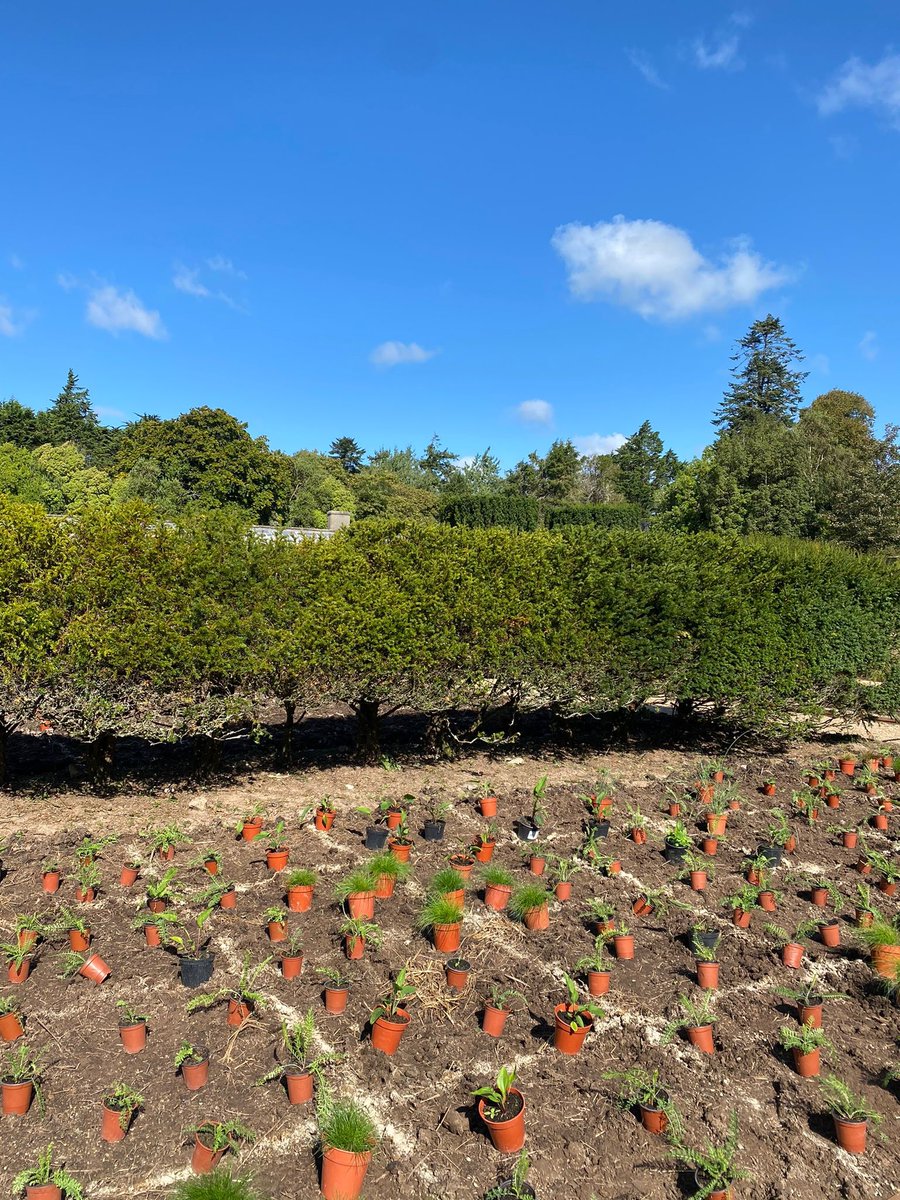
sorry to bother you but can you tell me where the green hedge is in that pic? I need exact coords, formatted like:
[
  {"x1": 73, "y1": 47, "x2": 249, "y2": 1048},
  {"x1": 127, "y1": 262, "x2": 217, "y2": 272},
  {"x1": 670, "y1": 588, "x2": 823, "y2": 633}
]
[
  {"x1": 544, "y1": 503, "x2": 644, "y2": 530},
  {"x1": 1, "y1": 498, "x2": 898, "y2": 768},
  {"x1": 438, "y1": 495, "x2": 539, "y2": 530}
]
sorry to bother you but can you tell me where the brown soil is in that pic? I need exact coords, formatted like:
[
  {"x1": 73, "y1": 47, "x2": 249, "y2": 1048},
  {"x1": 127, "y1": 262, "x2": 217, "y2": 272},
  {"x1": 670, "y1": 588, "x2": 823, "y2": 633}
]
[{"x1": 0, "y1": 742, "x2": 898, "y2": 1200}]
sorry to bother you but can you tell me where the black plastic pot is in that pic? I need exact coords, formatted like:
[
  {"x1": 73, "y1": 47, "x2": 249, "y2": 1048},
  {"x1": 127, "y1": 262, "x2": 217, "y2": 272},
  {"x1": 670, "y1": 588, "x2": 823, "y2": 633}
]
[
  {"x1": 692, "y1": 929, "x2": 720, "y2": 951},
  {"x1": 422, "y1": 820, "x2": 446, "y2": 842},
  {"x1": 587, "y1": 819, "x2": 611, "y2": 838},
  {"x1": 179, "y1": 954, "x2": 214, "y2": 988},
  {"x1": 756, "y1": 844, "x2": 783, "y2": 867},
  {"x1": 513, "y1": 818, "x2": 540, "y2": 842},
  {"x1": 663, "y1": 841, "x2": 688, "y2": 864},
  {"x1": 364, "y1": 826, "x2": 388, "y2": 851}
]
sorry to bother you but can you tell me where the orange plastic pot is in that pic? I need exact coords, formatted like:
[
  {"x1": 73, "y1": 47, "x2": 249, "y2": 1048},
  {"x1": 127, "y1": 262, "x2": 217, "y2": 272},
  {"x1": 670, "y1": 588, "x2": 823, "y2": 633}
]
[
  {"x1": 24, "y1": 1187, "x2": 61, "y2": 1200},
  {"x1": 42, "y1": 871, "x2": 60, "y2": 894},
  {"x1": 639, "y1": 1101, "x2": 668, "y2": 1135},
  {"x1": 798, "y1": 1002, "x2": 822, "y2": 1029},
  {"x1": 147, "y1": 898, "x2": 166, "y2": 914},
  {"x1": 266, "y1": 848, "x2": 289, "y2": 871},
  {"x1": 587, "y1": 969, "x2": 610, "y2": 996},
  {"x1": 285, "y1": 1068, "x2": 314, "y2": 1103},
  {"x1": 388, "y1": 840, "x2": 411, "y2": 862},
  {"x1": 477, "y1": 1089, "x2": 526, "y2": 1152},
  {"x1": 706, "y1": 813, "x2": 727, "y2": 836},
  {"x1": 374, "y1": 875, "x2": 394, "y2": 900},
  {"x1": 784, "y1": 835, "x2": 797, "y2": 853},
  {"x1": 825, "y1": 794, "x2": 840, "y2": 809},
  {"x1": 856, "y1": 908, "x2": 873, "y2": 928},
  {"x1": 697, "y1": 960, "x2": 719, "y2": 989},
  {"x1": 484, "y1": 883, "x2": 512, "y2": 911},
  {"x1": 759, "y1": 891, "x2": 777, "y2": 912},
  {"x1": 529, "y1": 855, "x2": 546, "y2": 875},
  {"x1": 433, "y1": 923, "x2": 461, "y2": 953},
  {"x1": 473, "y1": 841, "x2": 495, "y2": 864},
  {"x1": 872, "y1": 944, "x2": 900, "y2": 978},
  {"x1": 227, "y1": 999, "x2": 251, "y2": 1026},
  {"x1": 119, "y1": 864, "x2": 139, "y2": 887},
  {"x1": 632, "y1": 827, "x2": 647, "y2": 845},
  {"x1": 834, "y1": 1117, "x2": 867, "y2": 1154},
  {"x1": 204, "y1": 858, "x2": 219, "y2": 875},
  {"x1": 782, "y1": 943, "x2": 804, "y2": 969},
  {"x1": 553, "y1": 1005, "x2": 592, "y2": 1055},
  {"x1": 613, "y1": 934, "x2": 635, "y2": 960},
  {"x1": 733, "y1": 909, "x2": 752, "y2": 929},
  {"x1": 820, "y1": 921, "x2": 840, "y2": 948},
  {"x1": 144, "y1": 923, "x2": 161, "y2": 947},
  {"x1": 701, "y1": 837, "x2": 718, "y2": 856},
  {"x1": 793, "y1": 1048, "x2": 820, "y2": 1078},
  {"x1": 345, "y1": 935, "x2": 364, "y2": 960},
  {"x1": 314, "y1": 810, "x2": 335, "y2": 832},
  {"x1": 181, "y1": 1054, "x2": 209, "y2": 1091},
  {"x1": 8, "y1": 960, "x2": 30, "y2": 984},
  {"x1": 523, "y1": 904, "x2": 549, "y2": 930},
  {"x1": 68, "y1": 929, "x2": 91, "y2": 952},
  {"x1": 347, "y1": 892, "x2": 376, "y2": 920},
  {"x1": 879, "y1": 879, "x2": 897, "y2": 896},
  {"x1": 79, "y1": 953, "x2": 110, "y2": 984},
  {"x1": 687, "y1": 1024, "x2": 715, "y2": 1054},
  {"x1": 287, "y1": 885, "x2": 313, "y2": 912},
  {"x1": 690, "y1": 870, "x2": 707, "y2": 891},
  {"x1": 479, "y1": 795, "x2": 498, "y2": 818},
  {"x1": 371, "y1": 1011, "x2": 410, "y2": 1055},
  {"x1": 450, "y1": 856, "x2": 474, "y2": 880},
  {"x1": 839, "y1": 757, "x2": 856, "y2": 776},
  {"x1": 101, "y1": 1101, "x2": 130, "y2": 1142},
  {"x1": 0, "y1": 1011, "x2": 24, "y2": 1042},
  {"x1": 191, "y1": 1133, "x2": 225, "y2": 1174},
  {"x1": 698, "y1": 785, "x2": 714, "y2": 805},
  {"x1": 219, "y1": 888, "x2": 237, "y2": 910},
  {"x1": 1, "y1": 1080, "x2": 33, "y2": 1114},
  {"x1": 321, "y1": 1145, "x2": 372, "y2": 1200},
  {"x1": 386, "y1": 809, "x2": 403, "y2": 830},
  {"x1": 668, "y1": 802, "x2": 681, "y2": 817},
  {"x1": 267, "y1": 920, "x2": 287, "y2": 943},
  {"x1": 554, "y1": 881, "x2": 572, "y2": 902},
  {"x1": 842, "y1": 831, "x2": 858, "y2": 849},
  {"x1": 119, "y1": 1021, "x2": 147, "y2": 1054},
  {"x1": 445, "y1": 961, "x2": 470, "y2": 990},
  {"x1": 281, "y1": 954, "x2": 303, "y2": 980},
  {"x1": 633, "y1": 896, "x2": 653, "y2": 917},
  {"x1": 873, "y1": 814, "x2": 889, "y2": 831},
  {"x1": 241, "y1": 817, "x2": 263, "y2": 840},
  {"x1": 75, "y1": 887, "x2": 95, "y2": 903},
  {"x1": 324, "y1": 985, "x2": 349, "y2": 1014},
  {"x1": 762, "y1": 784, "x2": 776, "y2": 797},
  {"x1": 482, "y1": 1004, "x2": 510, "y2": 1036}
]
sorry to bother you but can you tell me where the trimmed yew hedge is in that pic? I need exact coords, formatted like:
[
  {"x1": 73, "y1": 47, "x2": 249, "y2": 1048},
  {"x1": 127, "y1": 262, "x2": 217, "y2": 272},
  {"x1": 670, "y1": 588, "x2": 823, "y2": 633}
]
[
  {"x1": 1, "y1": 498, "x2": 899, "y2": 768},
  {"x1": 543, "y1": 502, "x2": 643, "y2": 530}
]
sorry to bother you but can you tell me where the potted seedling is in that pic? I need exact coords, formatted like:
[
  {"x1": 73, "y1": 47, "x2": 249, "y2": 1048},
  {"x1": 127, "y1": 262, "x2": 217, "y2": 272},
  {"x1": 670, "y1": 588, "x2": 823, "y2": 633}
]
[
  {"x1": 484, "y1": 1151, "x2": 536, "y2": 1200},
  {"x1": 477, "y1": 782, "x2": 498, "y2": 819},
  {"x1": 820, "y1": 1074, "x2": 882, "y2": 1154},
  {"x1": 144, "y1": 824, "x2": 190, "y2": 862},
  {"x1": 264, "y1": 905, "x2": 288, "y2": 943},
  {"x1": 1, "y1": 1042, "x2": 43, "y2": 1115},
  {"x1": 422, "y1": 798, "x2": 451, "y2": 841},
  {"x1": 429, "y1": 866, "x2": 466, "y2": 907},
  {"x1": 509, "y1": 883, "x2": 550, "y2": 930},
  {"x1": 174, "y1": 1041, "x2": 209, "y2": 1091},
  {"x1": 119, "y1": 855, "x2": 141, "y2": 887},
  {"x1": 237, "y1": 804, "x2": 265, "y2": 840},
  {"x1": 679, "y1": 849, "x2": 714, "y2": 892},
  {"x1": 867, "y1": 850, "x2": 899, "y2": 896},
  {"x1": 2, "y1": 940, "x2": 34, "y2": 985},
  {"x1": 553, "y1": 974, "x2": 604, "y2": 1055},
  {"x1": 0, "y1": 996, "x2": 24, "y2": 1043},
  {"x1": 857, "y1": 913, "x2": 900, "y2": 978},
  {"x1": 471, "y1": 824, "x2": 497, "y2": 863},
  {"x1": 160, "y1": 908, "x2": 215, "y2": 986},
  {"x1": 279, "y1": 931, "x2": 305, "y2": 979},
  {"x1": 774, "y1": 970, "x2": 846, "y2": 1028},
  {"x1": 12, "y1": 1144, "x2": 84, "y2": 1199},
  {"x1": 779, "y1": 1022, "x2": 832, "y2": 1078},
  {"x1": 340, "y1": 917, "x2": 381, "y2": 960},
  {"x1": 446, "y1": 956, "x2": 471, "y2": 989},
  {"x1": 255, "y1": 819, "x2": 290, "y2": 871},
  {"x1": 416, "y1": 895, "x2": 463, "y2": 953},
  {"x1": 60, "y1": 949, "x2": 111, "y2": 985},
  {"x1": 626, "y1": 804, "x2": 648, "y2": 844},
  {"x1": 548, "y1": 856, "x2": 579, "y2": 901},
  {"x1": 317, "y1": 966, "x2": 351, "y2": 1014},
  {"x1": 691, "y1": 923, "x2": 721, "y2": 955},
  {"x1": 513, "y1": 776, "x2": 547, "y2": 841},
  {"x1": 187, "y1": 1121, "x2": 255, "y2": 1174},
  {"x1": 473, "y1": 1065, "x2": 526, "y2": 1152},
  {"x1": 604, "y1": 1066, "x2": 682, "y2": 1137},
  {"x1": 606, "y1": 922, "x2": 635, "y2": 960},
  {"x1": 146, "y1": 867, "x2": 183, "y2": 912},
  {"x1": 101, "y1": 1082, "x2": 144, "y2": 1142},
  {"x1": 482, "y1": 985, "x2": 525, "y2": 1037},
  {"x1": 793, "y1": 789, "x2": 820, "y2": 825},
  {"x1": 575, "y1": 936, "x2": 613, "y2": 996},
  {"x1": 663, "y1": 992, "x2": 717, "y2": 1054},
  {"x1": 285, "y1": 867, "x2": 316, "y2": 911},
  {"x1": 335, "y1": 867, "x2": 378, "y2": 920},
  {"x1": 668, "y1": 1112, "x2": 749, "y2": 1199},
  {"x1": 368, "y1": 852, "x2": 408, "y2": 899},
  {"x1": 370, "y1": 967, "x2": 416, "y2": 1055},
  {"x1": 582, "y1": 897, "x2": 616, "y2": 933},
  {"x1": 116, "y1": 1000, "x2": 149, "y2": 1053},
  {"x1": 765, "y1": 920, "x2": 817, "y2": 969},
  {"x1": 317, "y1": 1086, "x2": 379, "y2": 1200},
  {"x1": 54, "y1": 906, "x2": 92, "y2": 952},
  {"x1": 192, "y1": 848, "x2": 222, "y2": 875},
  {"x1": 75, "y1": 833, "x2": 118, "y2": 864},
  {"x1": 356, "y1": 799, "x2": 392, "y2": 850},
  {"x1": 663, "y1": 820, "x2": 693, "y2": 864},
  {"x1": 186, "y1": 953, "x2": 271, "y2": 1025},
  {"x1": 853, "y1": 883, "x2": 876, "y2": 927},
  {"x1": 761, "y1": 776, "x2": 776, "y2": 797},
  {"x1": 42, "y1": 858, "x2": 61, "y2": 894},
  {"x1": 257, "y1": 1011, "x2": 338, "y2": 1102},
  {"x1": 387, "y1": 814, "x2": 414, "y2": 862},
  {"x1": 73, "y1": 859, "x2": 101, "y2": 903},
  {"x1": 195, "y1": 875, "x2": 237, "y2": 912},
  {"x1": 694, "y1": 939, "x2": 720, "y2": 989},
  {"x1": 315, "y1": 795, "x2": 336, "y2": 832},
  {"x1": 450, "y1": 847, "x2": 476, "y2": 879},
  {"x1": 723, "y1": 884, "x2": 759, "y2": 929}
]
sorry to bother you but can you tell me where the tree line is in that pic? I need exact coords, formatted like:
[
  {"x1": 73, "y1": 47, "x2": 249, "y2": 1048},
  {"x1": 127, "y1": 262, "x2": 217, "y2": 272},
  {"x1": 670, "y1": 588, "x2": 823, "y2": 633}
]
[
  {"x1": 1, "y1": 315, "x2": 898, "y2": 550},
  {"x1": 2, "y1": 499, "x2": 898, "y2": 778}
]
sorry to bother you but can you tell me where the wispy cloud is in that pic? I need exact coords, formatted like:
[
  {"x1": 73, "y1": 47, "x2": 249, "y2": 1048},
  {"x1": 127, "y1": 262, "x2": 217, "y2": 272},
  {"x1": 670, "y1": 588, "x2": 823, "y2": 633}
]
[
  {"x1": 173, "y1": 258, "x2": 246, "y2": 309},
  {"x1": 86, "y1": 284, "x2": 167, "y2": 339},
  {"x1": 552, "y1": 214, "x2": 793, "y2": 321},
  {"x1": 627, "y1": 49, "x2": 669, "y2": 90},
  {"x1": 574, "y1": 432, "x2": 627, "y2": 456},
  {"x1": 57, "y1": 271, "x2": 79, "y2": 291},
  {"x1": 818, "y1": 53, "x2": 900, "y2": 128},
  {"x1": 515, "y1": 399, "x2": 554, "y2": 425},
  {"x1": 693, "y1": 34, "x2": 742, "y2": 71},
  {"x1": 859, "y1": 330, "x2": 879, "y2": 361},
  {"x1": 0, "y1": 300, "x2": 29, "y2": 337},
  {"x1": 369, "y1": 340, "x2": 439, "y2": 367},
  {"x1": 206, "y1": 255, "x2": 247, "y2": 280}
]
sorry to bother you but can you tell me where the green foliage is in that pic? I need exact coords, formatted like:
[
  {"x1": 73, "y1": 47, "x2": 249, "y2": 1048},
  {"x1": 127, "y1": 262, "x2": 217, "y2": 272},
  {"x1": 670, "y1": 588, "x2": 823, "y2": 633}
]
[
  {"x1": 820, "y1": 1074, "x2": 882, "y2": 1124},
  {"x1": 12, "y1": 1144, "x2": 84, "y2": 1199},
  {"x1": 668, "y1": 1111, "x2": 749, "y2": 1199},
  {"x1": 472, "y1": 1065, "x2": 518, "y2": 1118},
  {"x1": 317, "y1": 1085, "x2": 379, "y2": 1154},
  {"x1": 440, "y1": 494, "x2": 539, "y2": 530},
  {"x1": 544, "y1": 501, "x2": 643, "y2": 529},
  {"x1": 167, "y1": 1170, "x2": 267, "y2": 1200},
  {"x1": 416, "y1": 895, "x2": 463, "y2": 931},
  {"x1": 715, "y1": 315, "x2": 807, "y2": 431},
  {"x1": 508, "y1": 883, "x2": 550, "y2": 920}
]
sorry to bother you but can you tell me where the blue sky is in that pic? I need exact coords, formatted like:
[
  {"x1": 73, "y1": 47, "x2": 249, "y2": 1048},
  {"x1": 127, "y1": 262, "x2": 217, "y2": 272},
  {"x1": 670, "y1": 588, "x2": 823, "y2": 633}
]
[{"x1": 1, "y1": 1, "x2": 899, "y2": 467}]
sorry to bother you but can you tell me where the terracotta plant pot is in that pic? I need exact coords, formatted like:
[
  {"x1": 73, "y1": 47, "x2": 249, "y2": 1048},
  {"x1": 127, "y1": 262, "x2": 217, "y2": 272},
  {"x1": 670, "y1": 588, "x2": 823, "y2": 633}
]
[
  {"x1": 180, "y1": 1053, "x2": 209, "y2": 1091},
  {"x1": 324, "y1": 985, "x2": 349, "y2": 1014},
  {"x1": 632, "y1": 827, "x2": 647, "y2": 845},
  {"x1": 784, "y1": 835, "x2": 797, "y2": 853},
  {"x1": 668, "y1": 802, "x2": 681, "y2": 817},
  {"x1": 8, "y1": 960, "x2": 30, "y2": 984},
  {"x1": 321, "y1": 1145, "x2": 372, "y2": 1200},
  {"x1": 763, "y1": 783, "x2": 776, "y2": 796},
  {"x1": 855, "y1": 908, "x2": 873, "y2": 928},
  {"x1": 473, "y1": 841, "x2": 495, "y2": 864},
  {"x1": 147, "y1": 898, "x2": 166, "y2": 914},
  {"x1": 68, "y1": 929, "x2": 91, "y2": 952},
  {"x1": 0, "y1": 1011, "x2": 24, "y2": 1042},
  {"x1": 811, "y1": 887, "x2": 828, "y2": 907},
  {"x1": 528, "y1": 854, "x2": 545, "y2": 875},
  {"x1": 701, "y1": 837, "x2": 718, "y2": 856},
  {"x1": 314, "y1": 809, "x2": 335, "y2": 832},
  {"x1": 690, "y1": 870, "x2": 707, "y2": 892},
  {"x1": 41, "y1": 870, "x2": 60, "y2": 894},
  {"x1": 553, "y1": 1004, "x2": 592, "y2": 1054},
  {"x1": 219, "y1": 888, "x2": 237, "y2": 910},
  {"x1": 872, "y1": 944, "x2": 900, "y2": 978},
  {"x1": 819, "y1": 920, "x2": 840, "y2": 948},
  {"x1": 482, "y1": 1004, "x2": 510, "y2": 1037},
  {"x1": 733, "y1": 909, "x2": 752, "y2": 929},
  {"x1": 450, "y1": 856, "x2": 474, "y2": 880},
  {"x1": 374, "y1": 874, "x2": 394, "y2": 900},
  {"x1": 287, "y1": 885, "x2": 313, "y2": 912},
  {"x1": 281, "y1": 954, "x2": 303, "y2": 980},
  {"x1": 878, "y1": 879, "x2": 897, "y2": 897},
  {"x1": 101, "y1": 1100, "x2": 131, "y2": 1142},
  {"x1": 639, "y1": 1100, "x2": 669, "y2": 1135},
  {"x1": 371, "y1": 1010, "x2": 410, "y2": 1055},
  {"x1": 266, "y1": 848, "x2": 289, "y2": 872},
  {"x1": 433, "y1": 923, "x2": 461, "y2": 954},
  {"x1": 479, "y1": 795, "x2": 498, "y2": 818},
  {"x1": 798, "y1": 1002, "x2": 822, "y2": 1029},
  {"x1": 587, "y1": 969, "x2": 610, "y2": 996},
  {"x1": 833, "y1": 1117, "x2": 867, "y2": 1155},
  {"x1": 204, "y1": 858, "x2": 219, "y2": 874},
  {"x1": 793, "y1": 1048, "x2": 820, "y2": 1078},
  {"x1": 873, "y1": 814, "x2": 889, "y2": 831},
  {"x1": 285, "y1": 1067, "x2": 314, "y2": 1104},
  {"x1": 613, "y1": 934, "x2": 635, "y2": 960},
  {"x1": 523, "y1": 904, "x2": 549, "y2": 931},
  {"x1": 825, "y1": 794, "x2": 840, "y2": 808},
  {"x1": 842, "y1": 831, "x2": 858, "y2": 849},
  {"x1": 705, "y1": 813, "x2": 727, "y2": 836},
  {"x1": 346, "y1": 892, "x2": 376, "y2": 920},
  {"x1": 554, "y1": 881, "x2": 572, "y2": 902},
  {"x1": 345, "y1": 936, "x2": 364, "y2": 960},
  {"x1": 241, "y1": 817, "x2": 264, "y2": 841},
  {"x1": 267, "y1": 920, "x2": 287, "y2": 943},
  {"x1": 477, "y1": 1088, "x2": 526, "y2": 1152},
  {"x1": 23, "y1": 1186, "x2": 61, "y2": 1200},
  {"x1": 697, "y1": 960, "x2": 720, "y2": 989},
  {"x1": 445, "y1": 960, "x2": 470, "y2": 990},
  {"x1": 389, "y1": 839, "x2": 412, "y2": 863},
  {"x1": 759, "y1": 891, "x2": 777, "y2": 912},
  {"x1": 119, "y1": 864, "x2": 139, "y2": 887},
  {"x1": 484, "y1": 883, "x2": 512, "y2": 911},
  {"x1": 144, "y1": 923, "x2": 161, "y2": 947},
  {"x1": 79, "y1": 953, "x2": 111, "y2": 984},
  {"x1": 632, "y1": 896, "x2": 653, "y2": 917},
  {"x1": 226, "y1": 999, "x2": 251, "y2": 1026},
  {"x1": 695, "y1": 1173, "x2": 733, "y2": 1200},
  {"x1": 2, "y1": 1079, "x2": 33, "y2": 1114},
  {"x1": 119, "y1": 1021, "x2": 147, "y2": 1054},
  {"x1": 191, "y1": 1133, "x2": 225, "y2": 1174},
  {"x1": 782, "y1": 943, "x2": 804, "y2": 969},
  {"x1": 687, "y1": 1024, "x2": 715, "y2": 1054},
  {"x1": 75, "y1": 887, "x2": 95, "y2": 903}
]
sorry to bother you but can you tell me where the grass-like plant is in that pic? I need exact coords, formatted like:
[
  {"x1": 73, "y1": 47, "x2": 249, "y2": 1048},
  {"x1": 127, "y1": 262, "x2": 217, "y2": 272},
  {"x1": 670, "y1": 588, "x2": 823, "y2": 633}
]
[
  {"x1": 430, "y1": 866, "x2": 467, "y2": 894},
  {"x1": 13, "y1": 1144, "x2": 84, "y2": 1199},
  {"x1": 333, "y1": 867, "x2": 378, "y2": 902},
  {"x1": 317, "y1": 1083, "x2": 379, "y2": 1154},
  {"x1": 285, "y1": 868, "x2": 316, "y2": 888},
  {"x1": 168, "y1": 1170, "x2": 266, "y2": 1200},
  {"x1": 508, "y1": 883, "x2": 549, "y2": 921},
  {"x1": 479, "y1": 864, "x2": 514, "y2": 889},
  {"x1": 668, "y1": 1111, "x2": 749, "y2": 1199},
  {"x1": 368, "y1": 852, "x2": 409, "y2": 883},
  {"x1": 416, "y1": 895, "x2": 463, "y2": 932}
]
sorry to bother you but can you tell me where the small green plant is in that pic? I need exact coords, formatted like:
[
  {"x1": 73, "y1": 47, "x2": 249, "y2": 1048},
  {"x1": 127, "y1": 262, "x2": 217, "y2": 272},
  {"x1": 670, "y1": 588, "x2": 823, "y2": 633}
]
[
  {"x1": 59, "y1": 951, "x2": 90, "y2": 979},
  {"x1": 548, "y1": 854, "x2": 579, "y2": 883},
  {"x1": 333, "y1": 866, "x2": 378, "y2": 902},
  {"x1": 820, "y1": 1074, "x2": 882, "y2": 1125},
  {"x1": 508, "y1": 883, "x2": 550, "y2": 921},
  {"x1": 75, "y1": 833, "x2": 117, "y2": 861},
  {"x1": 317, "y1": 795, "x2": 336, "y2": 813},
  {"x1": 603, "y1": 1066, "x2": 683, "y2": 1137},
  {"x1": 625, "y1": 803, "x2": 647, "y2": 830},
  {"x1": 779, "y1": 1023, "x2": 832, "y2": 1056},
  {"x1": 668, "y1": 1111, "x2": 749, "y2": 1199},
  {"x1": 257, "y1": 1012, "x2": 339, "y2": 1085},
  {"x1": 167, "y1": 1170, "x2": 265, "y2": 1200},
  {"x1": 256, "y1": 819, "x2": 287, "y2": 850},
  {"x1": 665, "y1": 820, "x2": 693, "y2": 849},
  {"x1": 530, "y1": 775, "x2": 548, "y2": 828},
  {"x1": 285, "y1": 867, "x2": 316, "y2": 888},
  {"x1": 559, "y1": 973, "x2": 605, "y2": 1028},
  {"x1": 315, "y1": 965, "x2": 349, "y2": 988},
  {"x1": 104, "y1": 1081, "x2": 144, "y2": 1128},
  {"x1": 581, "y1": 897, "x2": 615, "y2": 923},
  {"x1": 662, "y1": 993, "x2": 717, "y2": 1043},
  {"x1": 115, "y1": 1000, "x2": 148, "y2": 1025},
  {"x1": 371, "y1": 967, "x2": 416, "y2": 1023},
  {"x1": 74, "y1": 859, "x2": 101, "y2": 892},
  {"x1": 174, "y1": 1041, "x2": 206, "y2": 1069},
  {"x1": 186, "y1": 953, "x2": 272, "y2": 1014},
  {"x1": 416, "y1": 895, "x2": 463, "y2": 932},
  {"x1": 723, "y1": 884, "x2": 760, "y2": 914},
  {"x1": 187, "y1": 1121, "x2": 256, "y2": 1154},
  {"x1": 339, "y1": 917, "x2": 382, "y2": 946},
  {"x1": 316, "y1": 1084, "x2": 379, "y2": 1154},
  {"x1": 428, "y1": 866, "x2": 466, "y2": 894},
  {"x1": 857, "y1": 914, "x2": 900, "y2": 951},
  {"x1": 194, "y1": 876, "x2": 235, "y2": 907},
  {"x1": 1, "y1": 1042, "x2": 44, "y2": 1113},
  {"x1": 192, "y1": 848, "x2": 222, "y2": 870},
  {"x1": 479, "y1": 864, "x2": 514, "y2": 889},
  {"x1": 144, "y1": 824, "x2": 190, "y2": 857},
  {"x1": 487, "y1": 984, "x2": 525, "y2": 1011},
  {"x1": 146, "y1": 867, "x2": 183, "y2": 904},
  {"x1": 1, "y1": 940, "x2": 33, "y2": 970},
  {"x1": 159, "y1": 908, "x2": 215, "y2": 959},
  {"x1": 12, "y1": 1145, "x2": 84, "y2": 1199},
  {"x1": 472, "y1": 1064, "x2": 518, "y2": 1120},
  {"x1": 484, "y1": 1151, "x2": 532, "y2": 1200},
  {"x1": 866, "y1": 851, "x2": 900, "y2": 885},
  {"x1": 764, "y1": 919, "x2": 818, "y2": 947},
  {"x1": 355, "y1": 796, "x2": 393, "y2": 825},
  {"x1": 425, "y1": 797, "x2": 451, "y2": 823},
  {"x1": 678, "y1": 849, "x2": 715, "y2": 881},
  {"x1": 575, "y1": 935, "x2": 611, "y2": 974}
]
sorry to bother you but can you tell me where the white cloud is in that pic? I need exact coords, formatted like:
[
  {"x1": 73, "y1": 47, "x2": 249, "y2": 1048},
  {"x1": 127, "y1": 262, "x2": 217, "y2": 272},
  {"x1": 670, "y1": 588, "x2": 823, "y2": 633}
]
[
  {"x1": 693, "y1": 34, "x2": 742, "y2": 71},
  {"x1": 173, "y1": 265, "x2": 211, "y2": 298},
  {"x1": 0, "y1": 301, "x2": 25, "y2": 337},
  {"x1": 57, "y1": 271, "x2": 79, "y2": 291},
  {"x1": 86, "y1": 284, "x2": 167, "y2": 339},
  {"x1": 551, "y1": 214, "x2": 793, "y2": 321},
  {"x1": 818, "y1": 53, "x2": 900, "y2": 126},
  {"x1": 516, "y1": 399, "x2": 554, "y2": 425},
  {"x1": 173, "y1": 260, "x2": 245, "y2": 309},
  {"x1": 369, "y1": 340, "x2": 439, "y2": 367},
  {"x1": 574, "y1": 433, "x2": 627, "y2": 456},
  {"x1": 206, "y1": 255, "x2": 247, "y2": 280},
  {"x1": 627, "y1": 49, "x2": 669, "y2": 90},
  {"x1": 859, "y1": 330, "x2": 879, "y2": 361}
]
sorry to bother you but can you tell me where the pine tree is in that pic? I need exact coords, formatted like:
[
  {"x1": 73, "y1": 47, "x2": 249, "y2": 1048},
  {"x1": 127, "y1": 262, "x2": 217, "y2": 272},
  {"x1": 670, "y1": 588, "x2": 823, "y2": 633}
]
[
  {"x1": 714, "y1": 315, "x2": 807, "y2": 431},
  {"x1": 329, "y1": 437, "x2": 365, "y2": 474},
  {"x1": 615, "y1": 421, "x2": 679, "y2": 511}
]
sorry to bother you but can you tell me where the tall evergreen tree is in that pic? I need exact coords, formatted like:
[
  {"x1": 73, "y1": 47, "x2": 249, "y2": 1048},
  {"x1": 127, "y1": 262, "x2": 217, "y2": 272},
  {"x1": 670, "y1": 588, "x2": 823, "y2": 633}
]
[
  {"x1": 615, "y1": 420, "x2": 679, "y2": 511},
  {"x1": 714, "y1": 315, "x2": 807, "y2": 431},
  {"x1": 0, "y1": 398, "x2": 39, "y2": 449},
  {"x1": 329, "y1": 436, "x2": 365, "y2": 474}
]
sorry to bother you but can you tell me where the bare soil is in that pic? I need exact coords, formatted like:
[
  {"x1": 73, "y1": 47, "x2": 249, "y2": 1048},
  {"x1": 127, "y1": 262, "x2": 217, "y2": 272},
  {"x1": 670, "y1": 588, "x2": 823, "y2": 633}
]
[{"x1": 0, "y1": 741, "x2": 897, "y2": 1200}]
